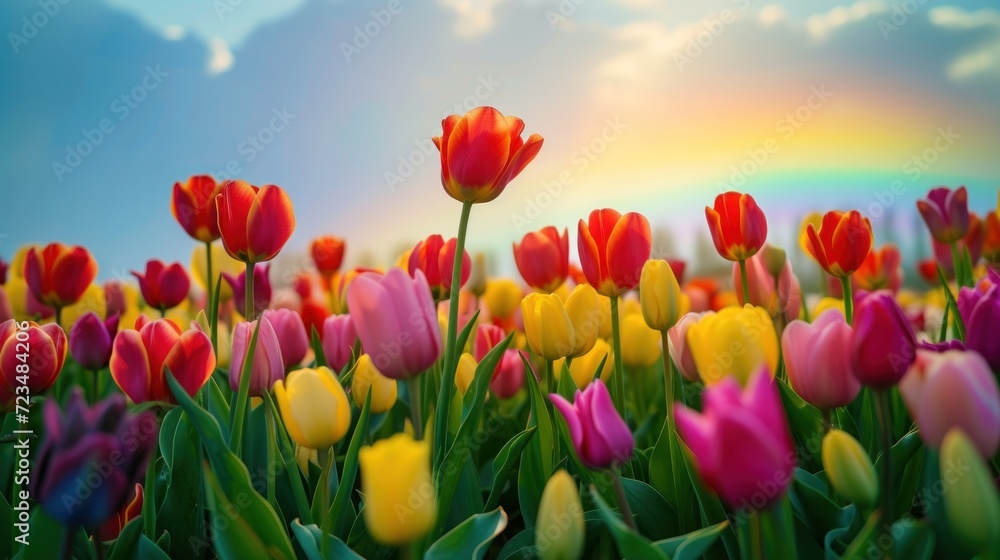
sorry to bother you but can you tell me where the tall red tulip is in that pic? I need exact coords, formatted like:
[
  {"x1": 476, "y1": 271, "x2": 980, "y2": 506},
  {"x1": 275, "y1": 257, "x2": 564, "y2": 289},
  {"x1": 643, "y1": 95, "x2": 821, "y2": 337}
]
[
  {"x1": 407, "y1": 235, "x2": 470, "y2": 300},
  {"x1": 704, "y1": 192, "x2": 767, "y2": 262},
  {"x1": 24, "y1": 243, "x2": 98, "y2": 310},
  {"x1": 171, "y1": 175, "x2": 223, "y2": 243},
  {"x1": 433, "y1": 106, "x2": 543, "y2": 204},
  {"x1": 917, "y1": 186, "x2": 969, "y2": 244},
  {"x1": 311, "y1": 235, "x2": 346, "y2": 277},
  {"x1": 132, "y1": 260, "x2": 190, "y2": 312},
  {"x1": 577, "y1": 209, "x2": 652, "y2": 297},
  {"x1": 514, "y1": 226, "x2": 569, "y2": 292},
  {"x1": 805, "y1": 210, "x2": 873, "y2": 278},
  {"x1": 216, "y1": 180, "x2": 295, "y2": 263}
]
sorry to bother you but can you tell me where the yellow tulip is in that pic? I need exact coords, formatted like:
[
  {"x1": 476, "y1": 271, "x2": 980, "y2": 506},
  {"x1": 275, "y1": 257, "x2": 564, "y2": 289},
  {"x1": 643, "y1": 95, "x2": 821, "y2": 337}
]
[
  {"x1": 455, "y1": 352, "x2": 477, "y2": 395},
  {"x1": 483, "y1": 279, "x2": 522, "y2": 320},
  {"x1": 194, "y1": 310, "x2": 231, "y2": 368},
  {"x1": 620, "y1": 312, "x2": 661, "y2": 368},
  {"x1": 352, "y1": 355, "x2": 398, "y2": 413},
  {"x1": 521, "y1": 292, "x2": 574, "y2": 360},
  {"x1": 191, "y1": 243, "x2": 243, "y2": 301},
  {"x1": 640, "y1": 259, "x2": 683, "y2": 331},
  {"x1": 821, "y1": 430, "x2": 877, "y2": 508},
  {"x1": 940, "y1": 429, "x2": 1000, "y2": 553},
  {"x1": 596, "y1": 295, "x2": 613, "y2": 339},
  {"x1": 468, "y1": 252, "x2": 488, "y2": 297},
  {"x1": 564, "y1": 284, "x2": 599, "y2": 358},
  {"x1": 812, "y1": 297, "x2": 845, "y2": 320},
  {"x1": 536, "y1": 470, "x2": 584, "y2": 560},
  {"x1": 273, "y1": 367, "x2": 351, "y2": 449},
  {"x1": 687, "y1": 304, "x2": 779, "y2": 386},
  {"x1": 359, "y1": 433, "x2": 437, "y2": 545},
  {"x1": 554, "y1": 338, "x2": 613, "y2": 390},
  {"x1": 4, "y1": 277, "x2": 32, "y2": 321}
]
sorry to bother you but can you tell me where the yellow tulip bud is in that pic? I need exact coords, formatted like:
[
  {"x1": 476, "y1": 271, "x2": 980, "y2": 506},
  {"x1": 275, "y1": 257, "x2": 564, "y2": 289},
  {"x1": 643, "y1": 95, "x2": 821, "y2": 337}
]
[
  {"x1": 455, "y1": 352, "x2": 477, "y2": 395},
  {"x1": 620, "y1": 312, "x2": 661, "y2": 368},
  {"x1": 821, "y1": 430, "x2": 877, "y2": 508},
  {"x1": 359, "y1": 433, "x2": 437, "y2": 545},
  {"x1": 564, "y1": 284, "x2": 599, "y2": 358},
  {"x1": 273, "y1": 367, "x2": 351, "y2": 449},
  {"x1": 352, "y1": 355, "x2": 398, "y2": 413},
  {"x1": 468, "y1": 252, "x2": 488, "y2": 297},
  {"x1": 687, "y1": 304, "x2": 779, "y2": 386},
  {"x1": 191, "y1": 243, "x2": 243, "y2": 301},
  {"x1": 554, "y1": 338, "x2": 613, "y2": 390},
  {"x1": 940, "y1": 429, "x2": 1000, "y2": 554},
  {"x1": 640, "y1": 259, "x2": 683, "y2": 332},
  {"x1": 483, "y1": 279, "x2": 522, "y2": 320},
  {"x1": 536, "y1": 470, "x2": 584, "y2": 560},
  {"x1": 61, "y1": 284, "x2": 107, "y2": 328},
  {"x1": 521, "y1": 292, "x2": 575, "y2": 360}
]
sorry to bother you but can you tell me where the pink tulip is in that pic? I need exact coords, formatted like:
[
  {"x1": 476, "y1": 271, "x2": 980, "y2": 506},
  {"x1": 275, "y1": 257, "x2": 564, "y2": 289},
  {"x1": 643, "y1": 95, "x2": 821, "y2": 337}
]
[
  {"x1": 70, "y1": 312, "x2": 120, "y2": 371},
  {"x1": 346, "y1": 268, "x2": 441, "y2": 379},
  {"x1": 674, "y1": 368, "x2": 795, "y2": 511},
  {"x1": 732, "y1": 249, "x2": 801, "y2": 323},
  {"x1": 262, "y1": 308, "x2": 308, "y2": 370},
  {"x1": 781, "y1": 310, "x2": 860, "y2": 410},
  {"x1": 230, "y1": 316, "x2": 284, "y2": 397},
  {"x1": 850, "y1": 291, "x2": 917, "y2": 389},
  {"x1": 916, "y1": 186, "x2": 970, "y2": 244},
  {"x1": 667, "y1": 312, "x2": 705, "y2": 382},
  {"x1": 490, "y1": 349, "x2": 525, "y2": 399},
  {"x1": 900, "y1": 349, "x2": 1000, "y2": 457},
  {"x1": 549, "y1": 380, "x2": 634, "y2": 469},
  {"x1": 321, "y1": 314, "x2": 357, "y2": 373},
  {"x1": 474, "y1": 323, "x2": 506, "y2": 362}
]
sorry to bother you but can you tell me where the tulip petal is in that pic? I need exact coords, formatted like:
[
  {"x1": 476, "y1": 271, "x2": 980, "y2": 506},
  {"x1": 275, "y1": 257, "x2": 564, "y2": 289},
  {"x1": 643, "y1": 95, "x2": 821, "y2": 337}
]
[
  {"x1": 217, "y1": 180, "x2": 258, "y2": 260},
  {"x1": 110, "y1": 330, "x2": 152, "y2": 403},
  {"x1": 163, "y1": 329, "x2": 216, "y2": 400},
  {"x1": 446, "y1": 107, "x2": 511, "y2": 196},
  {"x1": 550, "y1": 393, "x2": 583, "y2": 453},
  {"x1": 607, "y1": 212, "x2": 651, "y2": 293},
  {"x1": 246, "y1": 185, "x2": 296, "y2": 262}
]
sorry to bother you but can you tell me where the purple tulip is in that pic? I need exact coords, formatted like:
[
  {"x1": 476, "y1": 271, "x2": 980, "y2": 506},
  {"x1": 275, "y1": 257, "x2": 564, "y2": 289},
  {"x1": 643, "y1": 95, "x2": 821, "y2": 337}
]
[
  {"x1": 958, "y1": 276, "x2": 1000, "y2": 370},
  {"x1": 31, "y1": 390, "x2": 156, "y2": 528},
  {"x1": 104, "y1": 280, "x2": 129, "y2": 319},
  {"x1": 69, "y1": 312, "x2": 120, "y2": 371},
  {"x1": 781, "y1": 310, "x2": 859, "y2": 410},
  {"x1": 916, "y1": 186, "x2": 970, "y2": 244},
  {"x1": 262, "y1": 308, "x2": 308, "y2": 370},
  {"x1": 851, "y1": 291, "x2": 917, "y2": 389},
  {"x1": 321, "y1": 314, "x2": 357, "y2": 373},
  {"x1": 346, "y1": 268, "x2": 441, "y2": 379},
  {"x1": 223, "y1": 263, "x2": 272, "y2": 318},
  {"x1": 230, "y1": 315, "x2": 284, "y2": 397},
  {"x1": 917, "y1": 339, "x2": 966, "y2": 353},
  {"x1": 674, "y1": 367, "x2": 795, "y2": 511},
  {"x1": 549, "y1": 380, "x2": 634, "y2": 469}
]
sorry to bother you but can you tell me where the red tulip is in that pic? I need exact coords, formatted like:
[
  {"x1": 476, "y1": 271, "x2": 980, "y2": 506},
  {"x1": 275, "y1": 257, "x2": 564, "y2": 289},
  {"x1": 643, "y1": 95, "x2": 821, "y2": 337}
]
[
  {"x1": 407, "y1": 235, "x2": 470, "y2": 299},
  {"x1": 0, "y1": 256, "x2": 8, "y2": 285},
  {"x1": 474, "y1": 323, "x2": 506, "y2": 363},
  {"x1": 24, "y1": 243, "x2": 98, "y2": 309},
  {"x1": 666, "y1": 258, "x2": 686, "y2": 286},
  {"x1": 132, "y1": 260, "x2": 190, "y2": 312},
  {"x1": 917, "y1": 186, "x2": 970, "y2": 244},
  {"x1": 805, "y1": 210, "x2": 873, "y2": 278},
  {"x1": 171, "y1": 175, "x2": 223, "y2": 243},
  {"x1": 433, "y1": 106, "x2": 543, "y2": 204},
  {"x1": 853, "y1": 244, "x2": 903, "y2": 293},
  {"x1": 491, "y1": 350, "x2": 525, "y2": 399},
  {"x1": 577, "y1": 209, "x2": 652, "y2": 297},
  {"x1": 109, "y1": 316, "x2": 216, "y2": 403},
  {"x1": 917, "y1": 258, "x2": 945, "y2": 286},
  {"x1": 298, "y1": 299, "x2": 330, "y2": 341},
  {"x1": 311, "y1": 235, "x2": 346, "y2": 277},
  {"x1": 704, "y1": 192, "x2": 767, "y2": 262},
  {"x1": 513, "y1": 226, "x2": 569, "y2": 292},
  {"x1": 0, "y1": 320, "x2": 67, "y2": 403},
  {"x1": 216, "y1": 180, "x2": 295, "y2": 263},
  {"x1": 983, "y1": 211, "x2": 1000, "y2": 265}
]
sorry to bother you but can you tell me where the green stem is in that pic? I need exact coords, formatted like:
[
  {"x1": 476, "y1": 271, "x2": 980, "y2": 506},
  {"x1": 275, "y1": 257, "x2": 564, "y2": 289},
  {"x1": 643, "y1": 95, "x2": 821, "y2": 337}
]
[
  {"x1": 407, "y1": 376, "x2": 423, "y2": 441},
  {"x1": 609, "y1": 296, "x2": 626, "y2": 423},
  {"x1": 265, "y1": 393, "x2": 313, "y2": 524},
  {"x1": 609, "y1": 469, "x2": 636, "y2": 531},
  {"x1": 206, "y1": 241, "x2": 218, "y2": 351},
  {"x1": 264, "y1": 399, "x2": 277, "y2": 509},
  {"x1": 949, "y1": 242, "x2": 966, "y2": 288},
  {"x1": 245, "y1": 261, "x2": 256, "y2": 321},
  {"x1": 821, "y1": 408, "x2": 832, "y2": 433},
  {"x1": 545, "y1": 358, "x2": 555, "y2": 395},
  {"x1": 660, "y1": 332, "x2": 675, "y2": 434},
  {"x1": 874, "y1": 389, "x2": 894, "y2": 559},
  {"x1": 159, "y1": 306, "x2": 166, "y2": 319},
  {"x1": 318, "y1": 447, "x2": 332, "y2": 557},
  {"x1": 938, "y1": 296, "x2": 950, "y2": 342},
  {"x1": 143, "y1": 441, "x2": 159, "y2": 540},
  {"x1": 54, "y1": 306, "x2": 63, "y2": 330},
  {"x1": 738, "y1": 258, "x2": 751, "y2": 306},
  {"x1": 749, "y1": 511, "x2": 764, "y2": 560},
  {"x1": 840, "y1": 276, "x2": 854, "y2": 325},
  {"x1": 92, "y1": 529, "x2": 105, "y2": 560}
]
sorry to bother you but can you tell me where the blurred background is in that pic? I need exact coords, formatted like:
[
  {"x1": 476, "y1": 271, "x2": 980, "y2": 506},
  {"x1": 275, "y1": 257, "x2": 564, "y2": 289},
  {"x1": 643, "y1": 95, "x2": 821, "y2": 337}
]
[{"x1": 1, "y1": 0, "x2": 998, "y2": 290}]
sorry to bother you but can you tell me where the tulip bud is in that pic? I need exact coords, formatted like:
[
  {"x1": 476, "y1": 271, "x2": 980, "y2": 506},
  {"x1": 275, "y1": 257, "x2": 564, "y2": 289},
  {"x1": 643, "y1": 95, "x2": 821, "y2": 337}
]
[
  {"x1": 939, "y1": 429, "x2": 1000, "y2": 554},
  {"x1": 917, "y1": 187, "x2": 970, "y2": 244},
  {"x1": 705, "y1": 192, "x2": 768, "y2": 262},
  {"x1": 763, "y1": 245, "x2": 787, "y2": 280},
  {"x1": 273, "y1": 367, "x2": 351, "y2": 449},
  {"x1": 359, "y1": 433, "x2": 437, "y2": 545},
  {"x1": 578, "y1": 209, "x2": 652, "y2": 297},
  {"x1": 536, "y1": 470, "x2": 584, "y2": 560},
  {"x1": 821, "y1": 430, "x2": 877, "y2": 508},
  {"x1": 131, "y1": 260, "x2": 190, "y2": 312},
  {"x1": 216, "y1": 180, "x2": 296, "y2": 264},
  {"x1": 666, "y1": 312, "x2": 702, "y2": 382},
  {"x1": 352, "y1": 355, "x2": 398, "y2": 413},
  {"x1": 1, "y1": 320, "x2": 67, "y2": 399},
  {"x1": 564, "y1": 284, "x2": 599, "y2": 358},
  {"x1": 321, "y1": 314, "x2": 357, "y2": 373},
  {"x1": 310, "y1": 235, "x2": 346, "y2": 277},
  {"x1": 490, "y1": 349, "x2": 525, "y2": 399},
  {"x1": 957, "y1": 280, "x2": 1000, "y2": 371},
  {"x1": 468, "y1": 252, "x2": 488, "y2": 297},
  {"x1": 640, "y1": 259, "x2": 684, "y2": 332},
  {"x1": 850, "y1": 292, "x2": 916, "y2": 389},
  {"x1": 455, "y1": 352, "x2": 477, "y2": 395},
  {"x1": 550, "y1": 380, "x2": 634, "y2": 469},
  {"x1": 782, "y1": 311, "x2": 860, "y2": 410},
  {"x1": 222, "y1": 263, "x2": 272, "y2": 319},
  {"x1": 262, "y1": 308, "x2": 309, "y2": 370},
  {"x1": 70, "y1": 311, "x2": 119, "y2": 371},
  {"x1": 230, "y1": 316, "x2": 284, "y2": 398},
  {"x1": 521, "y1": 293, "x2": 575, "y2": 360},
  {"x1": 514, "y1": 227, "x2": 570, "y2": 293}
]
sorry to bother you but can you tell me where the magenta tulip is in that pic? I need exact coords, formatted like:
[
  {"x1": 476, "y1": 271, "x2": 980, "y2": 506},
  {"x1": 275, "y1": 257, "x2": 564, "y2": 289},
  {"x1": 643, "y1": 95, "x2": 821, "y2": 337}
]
[
  {"x1": 674, "y1": 368, "x2": 795, "y2": 511},
  {"x1": 70, "y1": 312, "x2": 120, "y2": 371},
  {"x1": 850, "y1": 291, "x2": 917, "y2": 389},
  {"x1": 549, "y1": 380, "x2": 634, "y2": 469},
  {"x1": 346, "y1": 268, "x2": 441, "y2": 379},
  {"x1": 321, "y1": 314, "x2": 357, "y2": 373},
  {"x1": 781, "y1": 310, "x2": 860, "y2": 410},
  {"x1": 223, "y1": 263, "x2": 272, "y2": 318},
  {"x1": 230, "y1": 316, "x2": 284, "y2": 397},
  {"x1": 958, "y1": 272, "x2": 1000, "y2": 370},
  {"x1": 916, "y1": 186, "x2": 970, "y2": 244},
  {"x1": 262, "y1": 308, "x2": 308, "y2": 370},
  {"x1": 900, "y1": 349, "x2": 1000, "y2": 457}
]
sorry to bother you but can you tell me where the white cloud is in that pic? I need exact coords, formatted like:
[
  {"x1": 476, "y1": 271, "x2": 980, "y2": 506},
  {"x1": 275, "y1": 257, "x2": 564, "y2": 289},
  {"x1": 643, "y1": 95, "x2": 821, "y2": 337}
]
[
  {"x1": 163, "y1": 25, "x2": 185, "y2": 40},
  {"x1": 929, "y1": 7, "x2": 1000, "y2": 80},
  {"x1": 805, "y1": 0, "x2": 887, "y2": 39},
  {"x1": 207, "y1": 38, "x2": 233, "y2": 75},
  {"x1": 758, "y1": 4, "x2": 788, "y2": 26},
  {"x1": 437, "y1": 0, "x2": 507, "y2": 39}
]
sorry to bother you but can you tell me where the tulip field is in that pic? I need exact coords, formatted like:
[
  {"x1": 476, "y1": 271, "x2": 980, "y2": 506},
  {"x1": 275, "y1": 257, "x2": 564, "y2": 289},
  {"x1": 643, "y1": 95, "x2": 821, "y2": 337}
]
[{"x1": 2, "y1": 107, "x2": 1000, "y2": 560}]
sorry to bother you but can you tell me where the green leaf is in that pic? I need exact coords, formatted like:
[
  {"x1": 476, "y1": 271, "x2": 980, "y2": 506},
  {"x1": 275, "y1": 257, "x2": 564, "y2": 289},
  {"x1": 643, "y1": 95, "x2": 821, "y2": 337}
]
[
  {"x1": 425, "y1": 507, "x2": 508, "y2": 560},
  {"x1": 518, "y1": 353, "x2": 555, "y2": 528},
  {"x1": 654, "y1": 520, "x2": 730, "y2": 560},
  {"x1": 872, "y1": 429, "x2": 922, "y2": 524},
  {"x1": 205, "y1": 374, "x2": 232, "y2": 436},
  {"x1": 776, "y1": 378, "x2": 824, "y2": 471},
  {"x1": 106, "y1": 517, "x2": 144, "y2": 560},
  {"x1": 203, "y1": 465, "x2": 281, "y2": 560},
  {"x1": 935, "y1": 265, "x2": 966, "y2": 341},
  {"x1": 892, "y1": 519, "x2": 935, "y2": 560},
  {"x1": 140, "y1": 533, "x2": 172, "y2": 559},
  {"x1": 346, "y1": 503, "x2": 394, "y2": 560},
  {"x1": 588, "y1": 485, "x2": 669, "y2": 559},
  {"x1": 648, "y1": 417, "x2": 694, "y2": 534},
  {"x1": 310, "y1": 325, "x2": 327, "y2": 369},
  {"x1": 484, "y1": 427, "x2": 536, "y2": 511},
  {"x1": 788, "y1": 469, "x2": 851, "y2": 541},
  {"x1": 20, "y1": 509, "x2": 91, "y2": 560},
  {"x1": 324, "y1": 390, "x2": 372, "y2": 538},
  {"x1": 291, "y1": 520, "x2": 365, "y2": 559},
  {"x1": 157, "y1": 411, "x2": 202, "y2": 556},
  {"x1": 229, "y1": 317, "x2": 263, "y2": 454},
  {"x1": 681, "y1": 439, "x2": 740, "y2": 559},
  {"x1": 621, "y1": 478, "x2": 678, "y2": 540}
]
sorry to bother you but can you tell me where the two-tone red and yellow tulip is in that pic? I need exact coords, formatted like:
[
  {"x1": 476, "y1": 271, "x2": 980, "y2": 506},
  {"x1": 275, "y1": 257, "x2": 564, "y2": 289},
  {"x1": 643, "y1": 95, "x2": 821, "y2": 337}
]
[
  {"x1": 0, "y1": 320, "x2": 67, "y2": 404},
  {"x1": 132, "y1": 259, "x2": 190, "y2": 312},
  {"x1": 850, "y1": 292, "x2": 916, "y2": 389},
  {"x1": 853, "y1": 243, "x2": 903, "y2": 293},
  {"x1": 577, "y1": 209, "x2": 652, "y2": 297},
  {"x1": 24, "y1": 242, "x2": 98, "y2": 310},
  {"x1": 352, "y1": 354, "x2": 398, "y2": 413},
  {"x1": 109, "y1": 316, "x2": 216, "y2": 403},
  {"x1": 899, "y1": 349, "x2": 999, "y2": 457},
  {"x1": 805, "y1": 210, "x2": 873, "y2": 278},
  {"x1": 674, "y1": 368, "x2": 795, "y2": 511},
  {"x1": 550, "y1": 379, "x2": 634, "y2": 469},
  {"x1": 686, "y1": 305, "x2": 779, "y2": 386},
  {"x1": 216, "y1": 180, "x2": 295, "y2": 263},
  {"x1": 781, "y1": 310, "x2": 860, "y2": 410},
  {"x1": 321, "y1": 314, "x2": 356, "y2": 373},
  {"x1": 171, "y1": 175, "x2": 223, "y2": 243},
  {"x1": 222, "y1": 263, "x2": 272, "y2": 319},
  {"x1": 274, "y1": 366, "x2": 351, "y2": 449},
  {"x1": 433, "y1": 106, "x2": 543, "y2": 204},
  {"x1": 917, "y1": 186, "x2": 970, "y2": 244},
  {"x1": 359, "y1": 433, "x2": 437, "y2": 544},
  {"x1": 347, "y1": 268, "x2": 442, "y2": 379},
  {"x1": 310, "y1": 235, "x2": 346, "y2": 278},
  {"x1": 514, "y1": 226, "x2": 569, "y2": 292},
  {"x1": 262, "y1": 308, "x2": 308, "y2": 370},
  {"x1": 704, "y1": 192, "x2": 767, "y2": 262},
  {"x1": 69, "y1": 311, "x2": 119, "y2": 371},
  {"x1": 229, "y1": 315, "x2": 284, "y2": 397},
  {"x1": 407, "y1": 234, "x2": 470, "y2": 300}
]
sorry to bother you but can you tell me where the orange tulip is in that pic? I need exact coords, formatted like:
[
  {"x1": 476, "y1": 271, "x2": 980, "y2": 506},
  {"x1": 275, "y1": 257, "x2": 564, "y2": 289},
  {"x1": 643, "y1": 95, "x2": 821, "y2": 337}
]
[
  {"x1": 577, "y1": 209, "x2": 652, "y2": 297},
  {"x1": 514, "y1": 226, "x2": 569, "y2": 293},
  {"x1": 171, "y1": 175, "x2": 223, "y2": 243},
  {"x1": 853, "y1": 244, "x2": 903, "y2": 293},
  {"x1": 23, "y1": 243, "x2": 98, "y2": 309},
  {"x1": 311, "y1": 235, "x2": 346, "y2": 277},
  {"x1": 216, "y1": 180, "x2": 295, "y2": 263},
  {"x1": 705, "y1": 192, "x2": 767, "y2": 262},
  {"x1": 984, "y1": 211, "x2": 1000, "y2": 265},
  {"x1": 805, "y1": 210, "x2": 873, "y2": 278},
  {"x1": 433, "y1": 106, "x2": 543, "y2": 203}
]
